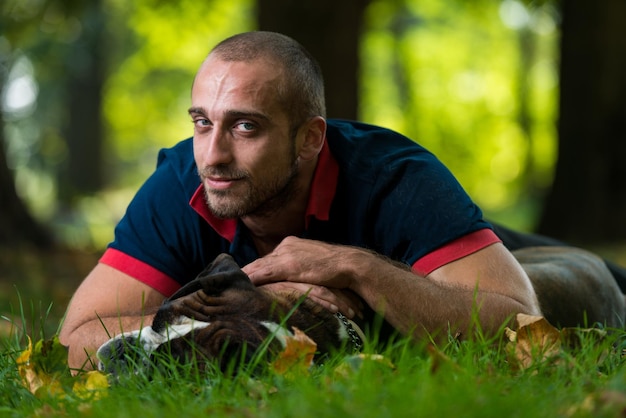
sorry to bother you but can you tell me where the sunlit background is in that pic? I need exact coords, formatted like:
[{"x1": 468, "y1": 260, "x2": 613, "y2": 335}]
[{"x1": 2, "y1": 0, "x2": 558, "y2": 250}]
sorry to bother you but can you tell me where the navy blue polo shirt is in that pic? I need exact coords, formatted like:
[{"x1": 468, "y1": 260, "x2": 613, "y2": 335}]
[{"x1": 102, "y1": 120, "x2": 499, "y2": 296}]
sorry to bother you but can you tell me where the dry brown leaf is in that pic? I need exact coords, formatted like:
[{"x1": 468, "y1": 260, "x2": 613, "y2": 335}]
[
  {"x1": 426, "y1": 345, "x2": 462, "y2": 375},
  {"x1": 271, "y1": 327, "x2": 317, "y2": 376},
  {"x1": 506, "y1": 313, "x2": 562, "y2": 370},
  {"x1": 564, "y1": 390, "x2": 626, "y2": 417},
  {"x1": 560, "y1": 327, "x2": 607, "y2": 349}
]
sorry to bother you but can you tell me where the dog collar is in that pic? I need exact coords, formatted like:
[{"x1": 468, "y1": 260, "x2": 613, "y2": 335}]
[{"x1": 335, "y1": 312, "x2": 364, "y2": 352}]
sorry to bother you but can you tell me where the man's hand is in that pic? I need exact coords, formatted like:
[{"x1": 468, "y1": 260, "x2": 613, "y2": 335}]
[{"x1": 243, "y1": 236, "x2": 363, "y2": 318}]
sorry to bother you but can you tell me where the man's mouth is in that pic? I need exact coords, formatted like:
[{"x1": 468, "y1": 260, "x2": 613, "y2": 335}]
[{"x1": 204, "y1": 176, "x2": 242, "y2": 190}]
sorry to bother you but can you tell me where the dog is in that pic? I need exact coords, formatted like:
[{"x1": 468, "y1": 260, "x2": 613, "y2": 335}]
[
  {"x1": 514, "y1": 246, "x2": 625, "y2": 328},
  {"x1": 97, "y1": 246, "x2": 626, "y2": 374},
  {"x1": 97, "y1": 253, "x2": 364, "y2": 375}
]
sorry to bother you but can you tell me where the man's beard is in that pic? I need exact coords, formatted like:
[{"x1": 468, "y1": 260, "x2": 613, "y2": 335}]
[{"x1": 199, "y1": 158, "x2": 300, "y2": 219}]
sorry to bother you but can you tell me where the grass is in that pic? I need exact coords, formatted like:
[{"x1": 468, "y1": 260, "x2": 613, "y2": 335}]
[
  {"x1": 3, "y1": 246, "x2": 626, "y2": 417},
  {"x1": 2, "y1": 302, "x2": 626, "y2": 418}
]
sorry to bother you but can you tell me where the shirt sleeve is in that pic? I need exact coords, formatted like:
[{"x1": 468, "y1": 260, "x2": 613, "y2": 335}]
[
  {"x1": 411, "y1": 228, "x2": 501, "y2": 276},
  {"x1": 100, "y1": 248, "x2": 182, "y2": 296},
  {"x1": 103, "y1": 142, "x2": 218, "y2": 293}
]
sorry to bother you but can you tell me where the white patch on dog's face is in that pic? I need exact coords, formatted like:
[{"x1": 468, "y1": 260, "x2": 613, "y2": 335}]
[
  {"x1": 160, "y1": 316, "x2": 212, "y2": 342},
  {"x1": 96, "y1": 316, "x2": 211, "y2": 372},
  {"x1": 259, "y1": 321, "x2": 294, "y2": 348}
]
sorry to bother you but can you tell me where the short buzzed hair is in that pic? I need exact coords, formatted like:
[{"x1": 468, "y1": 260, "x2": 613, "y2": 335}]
[{"x1": 209, "y1": 31, "x2": 326, "y2": 128}]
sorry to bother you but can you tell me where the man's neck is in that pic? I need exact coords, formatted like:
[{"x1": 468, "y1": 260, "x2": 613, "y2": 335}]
[{"x1": 241, "y1": 158, "x2": 317, "y2": 256}]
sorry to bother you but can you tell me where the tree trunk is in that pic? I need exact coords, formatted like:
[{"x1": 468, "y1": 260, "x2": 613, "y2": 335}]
[
  {"x1": 58, "y1": 0, "x2": 106, "y2": 203},
  {"x1": 0, "y1": 115, "x2": 52, "y2": 248},
  {"x1": 537, "y1": 0, "x2": 626, "y2": 244},
  {"x1": 257, "y1": 0, "x2": 369, "y2": 120}
]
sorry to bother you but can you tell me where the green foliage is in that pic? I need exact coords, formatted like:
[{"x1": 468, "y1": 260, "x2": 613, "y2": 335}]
[
  {"x1": 361, "y1": 0, "x2": 558, "y2": 230},
  {"x1": 103, "y1": 0, "x2": 255, "y2": 184},
  {"x1": 2, "y1": 0, "x2": 256, "y2": 249}
]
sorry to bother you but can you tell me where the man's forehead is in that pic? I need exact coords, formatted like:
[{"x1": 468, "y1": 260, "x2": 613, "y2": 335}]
[
  {"x1": 197, "y1": 55, "x2": 282, "y2": 85},
  {"x1": 191, "y1": 57, "x2": 286, "y2": 119}
]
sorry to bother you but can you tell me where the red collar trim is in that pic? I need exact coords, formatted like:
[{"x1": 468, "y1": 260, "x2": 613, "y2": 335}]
[
  {"x1": 189, "y1": 187, "x2": 238, "y2": 242},
  {"x1": 189, "y1": 139, "x2": 339, "y2": 241},
  {"x1": 305, "y1": 139, "x2": 338, "y2": 228}
]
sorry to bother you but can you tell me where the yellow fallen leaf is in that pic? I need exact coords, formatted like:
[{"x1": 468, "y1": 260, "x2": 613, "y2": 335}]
[
  {"x1": 15, "y1": 336, "x2": 33, "y2": 368},
  {"x1": 333, "y1": 353, "x2": 395, "y2": 379},
  {"x1": 271, "y1": 327, "x2": 317, "y2": 376},
  {"x1": 15, "y1": 334, "x2": 108, "y2": 400},
  {"x1": 16, "y1": 336, "x2": 45, "y2": 395},
  {"x1": 32, "y1": 335, "x2": 69, "y2": 375},
  {"x1": 73, "y1": 370, "x2": 109, "y2": 400}
]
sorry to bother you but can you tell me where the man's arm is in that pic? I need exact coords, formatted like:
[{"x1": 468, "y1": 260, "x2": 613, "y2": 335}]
[
  {"x1": 59, "y1": 263, "x2": 166, "y2": 371},
  {"x1": 243, "y1": 237, "x2": 541, "y2": 339}
]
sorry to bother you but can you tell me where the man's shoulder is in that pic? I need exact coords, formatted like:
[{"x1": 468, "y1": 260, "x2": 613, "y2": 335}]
[
  {"x1": 326, "y1": 119, "x2": 410, "y2": 143},
  {"x1": 325, "y1": 120, "x2": 437, "y2": 177},
  {"x1": 326, "y1": 120, "x2": 429, "y2": 157},
  {"x1": 124, "y1": 137, "x2": 198, "y2": 212},
  {"x1": 157, "y1": 137, "x2": 194, "y2": 168},
  {"x1": 153, "y1": 137, "x2": 198, "y2": 192}
]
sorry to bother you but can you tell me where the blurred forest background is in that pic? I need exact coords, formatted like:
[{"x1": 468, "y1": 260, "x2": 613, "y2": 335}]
[{"x1": 1, "y1": 0, "x2": 625, "y2": 334}]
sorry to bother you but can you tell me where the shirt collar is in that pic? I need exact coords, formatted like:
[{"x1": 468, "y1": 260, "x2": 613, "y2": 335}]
[{"x1": 189, "y1": 138, "x2": 339, "y2": 242}]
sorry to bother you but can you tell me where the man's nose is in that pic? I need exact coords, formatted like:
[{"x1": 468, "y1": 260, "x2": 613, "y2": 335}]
[{"x1": 201, "y1": 129, "x2": 233, "y2": 167}]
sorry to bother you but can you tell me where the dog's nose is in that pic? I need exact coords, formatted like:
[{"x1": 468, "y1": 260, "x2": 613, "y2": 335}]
[{"x1": 97, "y1": 335, "x2": 135, "y2": 372}]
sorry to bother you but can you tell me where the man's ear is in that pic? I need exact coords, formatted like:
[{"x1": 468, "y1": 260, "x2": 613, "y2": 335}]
[{"x1": 297, "y1": 116, "x2": 326, "y2": 161}]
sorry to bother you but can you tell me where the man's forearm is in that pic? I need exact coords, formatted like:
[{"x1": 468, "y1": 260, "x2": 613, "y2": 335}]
[
  {"x1": 242, "y1": 237, "x2": 540, "y2": 342},
  {"x1": 61, "y1": 313, "x2": 156, "y2": 371},
  {"x1": 345, "y1": 245, "x2": 540, "y2": 340}
]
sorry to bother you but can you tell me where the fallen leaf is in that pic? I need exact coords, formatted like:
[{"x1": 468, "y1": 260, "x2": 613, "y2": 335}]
[
  {"x1": 16, "y1": 336, "x2": 44, "y2": 395},
  {"x1": 591, "y1": 390, "x2": 626, "y2": 416},
  {"x1": 333, "y1": 353, "x2": 395, "y2": 379},
  {"x1": 244, "y1": 377, "x2": 278, "y2": 400},
  {"x1": 16, "y1": 335, "x2": 108, "y2": 400},
  {"x1": 426, "y1": 345, "x2": 462, "y2": 375},
  {"x1": 271, "y1": 327, "x2": 317, "y2": 376},
  {"x1": 560, "y1": 327, "x2": 607, "y2": 349},
  {"x1": 72, "y1": 371, "x2": 109, "y2": 400},
  {"x1": 564, "y1": 390, "x2": 626, "y2": 417},
  {"x1": 32, "y1": 336, "x2": 69, "y2": 375},
  {"x1": 506, "y1": 313, "x2": 561, "y2": 370}
]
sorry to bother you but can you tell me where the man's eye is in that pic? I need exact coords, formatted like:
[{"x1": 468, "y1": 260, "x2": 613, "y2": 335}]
[
  {"x1": 193, "y1": 119, "x2": 210, "y2": 127},
  {"x1": 236, "y1": 122, "x2": 255, "y2": 132}
]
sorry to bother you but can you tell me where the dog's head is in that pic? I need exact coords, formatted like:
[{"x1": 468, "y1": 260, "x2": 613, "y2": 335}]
[{"x1": 96, "y1": 254, "x2": 350, "y2": 375}]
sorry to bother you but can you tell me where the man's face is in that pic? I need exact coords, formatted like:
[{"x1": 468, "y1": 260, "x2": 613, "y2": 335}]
[{"x1": 190, "y1": 56, "x2": 300, "y2": 219}]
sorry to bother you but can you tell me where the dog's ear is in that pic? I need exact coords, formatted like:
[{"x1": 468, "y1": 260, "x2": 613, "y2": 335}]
[
  {"x1": 167, "y1": 253, "x2": 252, "y2": 301},
  {"x1": 153, "y1": 253, "x2": 255, "y2": 334}
]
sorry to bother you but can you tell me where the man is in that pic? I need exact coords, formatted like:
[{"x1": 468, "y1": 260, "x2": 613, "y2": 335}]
[{"x1": 59, "y1": 31, "x2": 541, "y2": 371}]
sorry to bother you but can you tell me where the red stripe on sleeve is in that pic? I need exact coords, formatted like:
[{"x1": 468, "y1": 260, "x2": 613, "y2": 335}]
[
  {"x1": 99, "y1": 248, "x2": 182, "y2": 297},
  {"x1": 412, "y1": 229, "x2": 502, "y2": 276}
]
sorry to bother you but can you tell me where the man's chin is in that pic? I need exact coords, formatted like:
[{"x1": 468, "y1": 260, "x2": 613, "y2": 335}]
[
  {"x1": 204, "y1": 193, "x2": 247, "y2": 219},
  {"x1": 207, "y1": 204, "x2": 245, "y2": 219}
]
